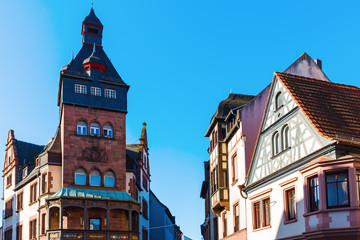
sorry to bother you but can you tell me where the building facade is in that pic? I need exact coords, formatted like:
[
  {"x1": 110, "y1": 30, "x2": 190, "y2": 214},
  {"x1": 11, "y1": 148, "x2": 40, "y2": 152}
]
[
  {"x1": 2, "y1": 9, "x2": 143, "y2": 240},
  {"x1": 243, "y1": 53, "x2": 360, "y2": 240}
]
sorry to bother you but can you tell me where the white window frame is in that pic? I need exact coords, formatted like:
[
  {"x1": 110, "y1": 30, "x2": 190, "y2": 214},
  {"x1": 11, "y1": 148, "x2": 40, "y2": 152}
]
[
  {"x1": 104, "y1": 89, "x2": 116, "y2": 99},
  {"x1": 75, "y1": 84, "x2": 87, "y2": 94},
  {"x1": 90, "y1": 87, "x2": 101, "y2": 96}
]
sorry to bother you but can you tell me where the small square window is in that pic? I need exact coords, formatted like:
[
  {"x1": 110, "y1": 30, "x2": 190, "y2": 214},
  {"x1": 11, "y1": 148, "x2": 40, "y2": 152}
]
[
  {"x1": 89, "y1": 218, "x2": 101, "y2": 230},
  {"x1": 75, "y1": 84, "x2": 87, "y2": 94},
  {"x1": 104, "y1": 89, "x2": 116, "y2": 99},
  {"x1": 90, "y1": 87, "x2": 101, "y2": 96}
]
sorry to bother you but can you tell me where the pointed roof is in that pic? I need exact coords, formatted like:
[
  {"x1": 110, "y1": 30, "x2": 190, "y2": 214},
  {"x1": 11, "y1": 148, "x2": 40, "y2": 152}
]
[
  {"x1": 83, "y1": 8, "x2": 102, "y2": 27},
  {"x1": 205, "y1": 93, "x2": 255, "y2": 136},
  {"x1": 275, "y1": 71, "x2": 360, "y2": 146},
  {"x1": 140, "y1": 122, "x2": 148, "y2": 148},
  {"x1": 284, "y1": 52, "x2": 330, "y2": 82}
]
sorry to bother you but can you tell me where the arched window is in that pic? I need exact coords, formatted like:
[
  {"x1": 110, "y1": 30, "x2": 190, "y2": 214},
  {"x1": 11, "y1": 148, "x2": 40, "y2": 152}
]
[
  {"x1": 103, "y1": 124, "x2": 113, "y2": 138},
  {"x1": 282, "y1": 125, "x2": 290, "y2": 149},
  {"x1": 77, "y1": 121, "x2": 87, "y2": 135},
  {"x1": 272, "y1": 131, "x2": 280, "y2": 156},
  {"x1": 75, "y1": 168, "x2": 86, "y2": 185},
  {"x1": 275, "y1": 92, "x2": 283, "y2": 110},
  {"x1": 90, "y1": 123, "x2": 100, "y2": 136},
  {"x1": 90, "y1": 169, "x2": 101, "y2": 186},
  {"x1": 104, "y1": 170, "x2": 115, "y2": 187}
]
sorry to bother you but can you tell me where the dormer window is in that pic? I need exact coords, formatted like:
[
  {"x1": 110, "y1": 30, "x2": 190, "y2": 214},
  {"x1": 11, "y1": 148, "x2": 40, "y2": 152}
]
[
  {"x1": 23, "y1": 167, "x2": 28, "y2": 179},
  {"x1": 104, "y1": 89, "x2": 116, "y2": 99},
  {"x1": 75, "y1": 84, "x2": 87, "y2": 94},
  {"x1": 90, "y1": 123, "x2": 100, "y2": 136},
  {"x1": 103, "y1": 124, "x2": 113, "y2": 138},
  {"x1": 275, "y1": 92, "x2": 283, "y2": 110},
  {"x1": 77, "y1": 121, "x2": 87, "y2": 135},
  {"x1": 90, "y1": 87, "x2": 101, "y2": 96}
]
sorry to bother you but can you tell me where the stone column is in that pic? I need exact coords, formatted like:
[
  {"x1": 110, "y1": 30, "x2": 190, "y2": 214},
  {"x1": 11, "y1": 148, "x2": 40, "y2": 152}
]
[
  {"x1": 59, "y1": 207, "x2": 63, "y2": 229},
  {"x1": 106, "y1": 208, "x2": 110, "y2": 231},
  {"x1": 128, "y1": 210, "x2": 132, "y2": 231}
]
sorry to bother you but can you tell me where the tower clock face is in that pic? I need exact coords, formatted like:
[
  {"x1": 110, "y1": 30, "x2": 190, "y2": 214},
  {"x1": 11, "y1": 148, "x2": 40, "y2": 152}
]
[{"x1": 82, "y1": 146, "x2": 107, "y2": 162}]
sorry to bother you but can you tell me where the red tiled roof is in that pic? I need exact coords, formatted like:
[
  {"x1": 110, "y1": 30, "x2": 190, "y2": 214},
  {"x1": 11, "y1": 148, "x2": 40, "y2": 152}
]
[{"x1": 275, "y1": 72, "x2": 360, "y2": 146}]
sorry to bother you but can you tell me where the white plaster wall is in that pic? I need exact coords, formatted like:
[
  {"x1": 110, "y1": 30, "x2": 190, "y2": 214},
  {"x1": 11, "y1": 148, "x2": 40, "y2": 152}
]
[
  {"x1": 3, "y1": 168, "x2": 16, "y2": 240},
  {"x1": 250, "y1": 110, "x2": 330, "y2": 184},
  {"x1": 264, "y1": 79, "x2": 297, "y2": 130},
  {"x1": 246, "y1": 171, "x2": 305, "y2": 240}
]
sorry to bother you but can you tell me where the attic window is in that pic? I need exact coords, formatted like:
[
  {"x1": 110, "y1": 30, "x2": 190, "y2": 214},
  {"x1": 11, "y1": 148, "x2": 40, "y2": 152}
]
[
  {"x1": 275, "y1": 92, "x2": 284, "y2": 110},
  {"x1": 87, "y1": 27, "x2": 99, "y2": 35},
  {"x1": 23, "y1": 167, "x2": 28, "y2": 179}
]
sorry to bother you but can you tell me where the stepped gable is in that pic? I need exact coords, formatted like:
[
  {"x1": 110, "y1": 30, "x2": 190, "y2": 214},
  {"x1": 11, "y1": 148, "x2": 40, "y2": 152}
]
[{"x1": 276, "y1": 71, "x2": 360, "y2": 146}]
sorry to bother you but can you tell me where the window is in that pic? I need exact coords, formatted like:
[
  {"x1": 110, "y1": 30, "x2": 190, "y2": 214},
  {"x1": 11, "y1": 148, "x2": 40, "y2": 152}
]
[
  {"x1": 286, "y1": 189, "x2": 296, "y2": 221},
  {"x1": 75, "y1": 168, "x2": 86, "y2": 185},
  {"x1": 143, "y1": 173, "x2": 148, "y2": 191},
  {"x1": 90, "y1": 169, "x2": 101, "y2": 186},
  {"x1": 326, "y1": 171, "x2": 349, "y2": 208},
  {"x1": 42, "y1": 173, "x2": 47, "y2": 194},
  {"x1": 87, "y1": 27, "x2": 99, "y2": 35},
  {"x1": 17, "y1": 192, "x2": 23, "y2": 211},
  {"x1": 90, "y1": 122, "x2": 100, "y2": 136},
  {"x1": 5, "y1": 198, "x2": 13, "y2": 218},
  {"x1": 29, "y1": 219, "x2": 37, "y2": 240},
  {"x1": 263, "y1": 198, "x2": 271, "y2": 227},
  {"x1": 30, "y1": 183, "x2": 37, "y2": 203},
  {"x1": 253, "y1": 198, "x2": 270, "y2": 230},
  {"x1": 77, "y1": 121, "x2": 87, "y2": 135},
  {"x1": 104, "y1": 89, "x2": 116, "y2": 99},
  {"x1": 23, "y1": 167, "x2": 28, "y2": 179},
  {"x1": 104, "y1": 171, "x2": 115, "y2": 187},
  {"x1": 16, "y1": 225, "x2": 22, "y2": 240},
  {"x1": 275, "y1": 91, "x2": 283, "y2": 110},
  {"x1": 90, "y1": 87, "x2": 101, "y2": 96},
  {"x1": 6, "y1": 174, "x2": 12, "y2": 187},
  {"x1": 309, "y1": 176, "x2": 319, "y2": 211},
  {"x1": 5, "y1": 228, "x2": 12, "y2": 240},
  {"x1": 232, "y1": 154, "x2": 238, "y2": 183},
  {"x1": 41, "y1": 213, "x2": 46, "y2": 235},
  {"x1": 103, "y1": 124, "x2": 113, "y2": 138},
  {"x1": 234, "y1": 203, "x2": 239, "y2": 232},
  {"x1": 282, "y1": 125, "x2": 290, "y2": 149},
  {"x1": 90, "y1": 218, "x2": 101, "y2": 230},
  {"x1": 142, "y1": 198, "x2": 148, "y2": 219},
  {"x1": 272, "y1": 131, "x2": 280, "y2": 156},
  {"x1": 75, "y1": 84, "x2": 87, "y2": 94},
  {"x1": 222, "y1": 212, "x2": 227, "y2": 237},
  {"x1": 357, "y1": 171, "x2": 360, "y2": 204}
]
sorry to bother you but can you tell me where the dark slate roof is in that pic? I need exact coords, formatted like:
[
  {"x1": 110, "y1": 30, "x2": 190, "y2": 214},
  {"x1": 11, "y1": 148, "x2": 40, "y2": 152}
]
[
  {"x1": 83, "y1": 8, "x2": 102, "y2": 26},
  {"x1": 48, "y1": 187, "x2": 137, "y2": 202},
  {"x1": 276, "y1": 72, "x2": 360, "y2": 146},
  {"x1": 83, "y1": 44, "x2": 104, "y2": 65},
  {"x1": 126, "y1": 144, "x2": 141, "y2": 171},
  {"x1": 205, "y1": 93, "x2": 255, "y2": 136},
  {"x1": 16, "y1": 140, "x2": 44, "y2": 166},
  {"x1": 63, "y1": 44, "x2": 125, "y2": 85}
]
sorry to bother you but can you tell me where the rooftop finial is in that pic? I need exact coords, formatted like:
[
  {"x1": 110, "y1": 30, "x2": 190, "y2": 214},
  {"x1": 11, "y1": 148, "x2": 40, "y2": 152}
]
[
  {"x1": 92, "y1": 42, "x2": 96, "y2": 53},
  {"x1": 91, "y1": 2, "x2": 93, "y2": 9},
  {"x1": 230, "y1": 89, "x2": 232, "y2": 94},
  {"x1": 71, "y1": 50, "x2": 74, "y2": 60}
]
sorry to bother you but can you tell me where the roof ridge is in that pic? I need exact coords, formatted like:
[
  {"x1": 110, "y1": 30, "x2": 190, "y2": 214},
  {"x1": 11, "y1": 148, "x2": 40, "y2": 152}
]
[{"x1": 276, "y1": 72, "x2": 360, "y2": 90}]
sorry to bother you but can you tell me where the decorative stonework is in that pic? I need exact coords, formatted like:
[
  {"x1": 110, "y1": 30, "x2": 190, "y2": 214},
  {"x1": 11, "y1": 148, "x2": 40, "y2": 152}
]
[{"x1": 81, "y1": 146, "x2": 107, "y2": 162}]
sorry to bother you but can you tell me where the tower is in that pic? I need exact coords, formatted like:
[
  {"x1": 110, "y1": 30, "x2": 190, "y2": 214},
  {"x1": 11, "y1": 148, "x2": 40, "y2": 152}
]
[{"x1": 58, "y1": 8, "x2": 130, "y2": 190}]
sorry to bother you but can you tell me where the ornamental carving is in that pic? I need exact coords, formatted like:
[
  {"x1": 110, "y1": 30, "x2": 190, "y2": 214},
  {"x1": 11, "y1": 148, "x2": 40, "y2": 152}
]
[{"x1": 82, "y1": 146, "x2": 107, "y2": 162}]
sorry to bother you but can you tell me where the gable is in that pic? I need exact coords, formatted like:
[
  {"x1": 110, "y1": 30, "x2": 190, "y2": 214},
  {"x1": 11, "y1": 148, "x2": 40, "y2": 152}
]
[{"x1": 246, "y1": 78, "x2": 331, "y2": 186}]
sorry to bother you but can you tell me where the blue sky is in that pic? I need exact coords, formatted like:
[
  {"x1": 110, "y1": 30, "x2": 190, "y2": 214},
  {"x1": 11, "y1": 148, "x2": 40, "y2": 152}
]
[{"x1": 1, "y1": 0, "x2": 360, "y2": 239}]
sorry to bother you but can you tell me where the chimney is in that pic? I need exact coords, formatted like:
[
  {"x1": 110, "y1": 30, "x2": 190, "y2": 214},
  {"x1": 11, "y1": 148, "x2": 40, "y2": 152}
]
[{"x1": 314, "y1": 59, "x2": 322, "y2": 70}]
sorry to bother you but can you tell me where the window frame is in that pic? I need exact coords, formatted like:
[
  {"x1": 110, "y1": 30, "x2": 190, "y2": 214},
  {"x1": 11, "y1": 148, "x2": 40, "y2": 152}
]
[
  {"x1": 222, "y1": 211, "x2": 227, "y2": 237},
  {"x1": 326, "y1": 170, "x2": 350, "y2": 209},
  {"x1": 104, "y1": 88, "x2": 116, "y2": 99},
  {"x1": 74, "y1": 84, "x2": 87, "y2": 94},
  {"x1": 282, "y1": 125, "x2": 290, "y2": 150},
  {"x1": 89, "y1": 218, "x2": 101, "y2": 230},
  {"x1": 233, "y1": 203, "x2": 240, "y2": 232},
  {"x1": 308, "y1": 175, "x2": 319, "y2": 212},
  {"x1": 77, "y1": 121, "x2": 87, "y2": 135},
  {"x1": 90, "y1": 86, "x2": 101, "y2": 96},
  {"x1": 17, "y1": 192, "x2": 23, "y2": 212},
  {"x1": 103, "y1": 124, "x2": 113, "y2": 138},
  {"x1": 231, "y1": 153, "x2": 238, "y2": 184},
  {"x1": 90, "y1": 122, "x2": 101, "y2": 137},
  {"x1": 75, "y1": 168, "x2": 87, "y2": 185},
  {"x1": 42, "y1": 173, "x2": 47, "y2": 194},
  {"x1": 104, "y1": 170, "x2": 115, "y2": 188},
  {"x1": 272, "y1": 131, "x2": 280, "y2": 156},
  {"x1": 89, "y1": 169, "x2": 101, "y2": 186},
  {"x1": 285, "y1": 188, "x2": 296, "y2": 221},
  {"x1": 275, "y1": 91, "x2": 283, "y2": 110}
]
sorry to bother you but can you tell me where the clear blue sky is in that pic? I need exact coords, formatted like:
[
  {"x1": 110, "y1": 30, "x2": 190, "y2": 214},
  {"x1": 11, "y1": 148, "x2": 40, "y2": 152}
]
[{"x1": 1, "y1": 1, "x2": 360, "y2": 239}]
